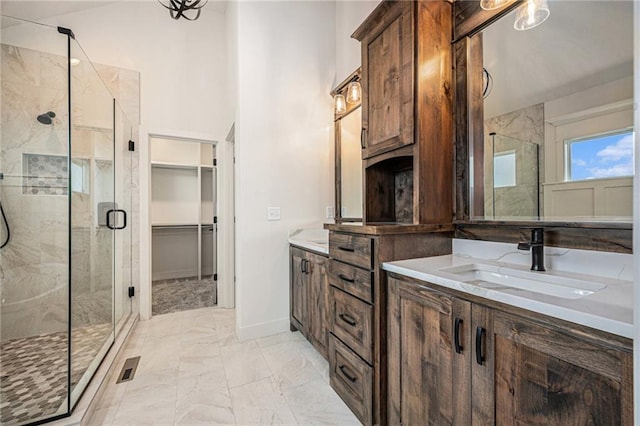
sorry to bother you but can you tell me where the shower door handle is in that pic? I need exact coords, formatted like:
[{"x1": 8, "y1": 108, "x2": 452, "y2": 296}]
[{"x1": 106, "y1": 209, "x2": 127, "y2": 230}]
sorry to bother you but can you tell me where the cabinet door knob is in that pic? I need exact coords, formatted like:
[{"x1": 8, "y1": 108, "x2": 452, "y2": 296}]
[
  {"x1": 338, "y1": 313, "x2": 357, "y2": 327},
  {"x1": 454, "y1": 318, "x2": 463, "y2": 354},
  {"x1": 338, "y1": 364, "x2": 357, "y2": 383},
  {"x1": 475, "y1": 326, "x2": 485, "y2": 365}
]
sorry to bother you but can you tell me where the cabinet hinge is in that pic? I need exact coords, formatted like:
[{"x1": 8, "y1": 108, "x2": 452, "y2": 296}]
[
  {"x1": 213, "y1": 158, "x2": 217, "y2": 166},
  {"x1": 128, "y1": 286, "x2": 135, "y2": 298},
  {"x1": 214, "y1": 216, "x2": 218, "y2": 224},
  {"x1": 128, "y1": 140, "x2": 135, "y2": 151},
  {"x1": 213, "y1": 273, "x2": 218, "y2": 281}
]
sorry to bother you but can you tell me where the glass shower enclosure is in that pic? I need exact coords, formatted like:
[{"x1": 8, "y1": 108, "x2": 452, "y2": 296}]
[
  {"x1": 0, "y1": 16, "x2": 137, "y2": 425},
  {"x1": 485, "y1": 132, "x2": 540, "y2": 218}
]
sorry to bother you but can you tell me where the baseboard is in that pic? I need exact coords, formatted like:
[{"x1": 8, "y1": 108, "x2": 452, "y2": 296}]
[
  {"x1": 237, "y1": 317, "x2": 290, "y2": 341},
  {"x1": 151, "y1": 269, "x2": 198, "y2": 281}
]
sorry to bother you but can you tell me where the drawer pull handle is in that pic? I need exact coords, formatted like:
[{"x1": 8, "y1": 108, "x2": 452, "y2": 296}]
[
  {"x1": 338, "y1": 274, "x2": 355, "y2": 283},
  {"x1": 339, "y1": 313, "x2": 357, "y2": 327},
  {"x1": 476, "y1": 326, "x2": 485, "y2": 365},
  {"x1": 338, "y1": 246, "x2": 355, "y2": 253},
  {"x1": 454, "y1": 318, "x2": 463, "y2": 354},
  {"x1": 339, "y1": 364, "x2": 357, "y2": 383}
]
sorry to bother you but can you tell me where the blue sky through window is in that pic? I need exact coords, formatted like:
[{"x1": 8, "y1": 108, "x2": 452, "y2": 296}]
[{"x1": 568, "y1": 131, "x2": 634, "y2": 181}]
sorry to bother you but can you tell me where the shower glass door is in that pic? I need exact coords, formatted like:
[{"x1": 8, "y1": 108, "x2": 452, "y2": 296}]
[
  {"x1": 69, "y1": 38, "x2": 115, "y2": 407},
  {"x1": 114, "y1": 101, "x2": 133, "y2": 333},
  {"x1": 0, "y1": 17, "x2": 71, "y2": 425}
]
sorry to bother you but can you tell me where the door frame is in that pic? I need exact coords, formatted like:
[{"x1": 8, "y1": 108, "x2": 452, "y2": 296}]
[{"x1": 139, "y1": 129, "x2": 235, "y2": 320}]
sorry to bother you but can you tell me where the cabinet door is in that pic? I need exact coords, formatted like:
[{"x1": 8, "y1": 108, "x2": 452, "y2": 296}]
[
  {"x1": 361, "y1": 1, "x2": 414, "y2": 159},
  {"x1": 290, "y1": 249, "x2": 308, "y2": 333},
  {"x1": 479, "y1": 310, "x2": 633, "y2": 426},
  {"x1": 388, "y1": 277, "x2": 471, "y2": 425},
  {"x1": 307, "y1": 252, "x2": 329, "y2": 359}
]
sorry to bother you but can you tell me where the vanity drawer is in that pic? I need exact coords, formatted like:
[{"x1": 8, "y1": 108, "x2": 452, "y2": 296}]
[
  {"x1": 330, "y1": 286, "x2": 373, "y2": 364},
  {"x1": 329, "y1": 334, "x2": 373, "y2": 426},
  {"x1": 328, "y1": 259, "x2": 373, "y2": 304},
  {"x1": 329, "y1": 233, "x2": 373, "y2": 269}
]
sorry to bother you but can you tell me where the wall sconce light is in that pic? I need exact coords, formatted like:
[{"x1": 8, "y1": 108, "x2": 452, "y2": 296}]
[
  {"x1": 335, "y1": 94, "x2": 347, "y2": 114},
  {"x1": 514, "y1": 0, "x2": 550, "y2": 31},
  {"x1": 346, "y1": 81, "x2": 362, "y2": 104},
  {"x1": 158, "y1": 0, "x2": 207, "y2": 20},
  {"x1": 480, "y1": 0, "x2": 510, "y2": 11}
]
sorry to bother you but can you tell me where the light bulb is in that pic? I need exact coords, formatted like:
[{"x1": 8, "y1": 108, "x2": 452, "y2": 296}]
[
  {"x1": 514, "y1": 0, "x2": 550, "y2": 31},
  {"x1": 335, "y1": 94, "x2": 347, "y2": 114},
  {"x1": 346, "y1": 81, "x2": 361, "y2": 104},
  {"x1": 480, "y1": 0, "x2": 509, "y2": 11}
]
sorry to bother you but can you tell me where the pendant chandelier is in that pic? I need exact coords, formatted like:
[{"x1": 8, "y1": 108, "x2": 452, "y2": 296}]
[{"x1": 158, "y1": 0, "x2": 208, "y2": 21}]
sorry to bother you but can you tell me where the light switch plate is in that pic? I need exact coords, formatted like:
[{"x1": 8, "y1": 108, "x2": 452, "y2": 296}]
[
  {"x1": 267, "y1": 207, "x2": 281, "y2": 221},
  {"x1": 326, "y1": 206, "x2": 334, "y2": 219}
]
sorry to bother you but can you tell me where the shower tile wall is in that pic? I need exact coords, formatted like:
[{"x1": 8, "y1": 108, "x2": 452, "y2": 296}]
[
  {"x1": 1, "y1": 44, "x2": 70, "y2": 341},
  {"x1": 0, "y1": 43, "x2": 140, "y2": 341}
]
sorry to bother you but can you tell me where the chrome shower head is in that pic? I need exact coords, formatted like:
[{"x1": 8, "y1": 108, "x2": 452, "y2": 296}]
[{"x1": 37, "y1": 111, "x2": 56, "y2": 125}]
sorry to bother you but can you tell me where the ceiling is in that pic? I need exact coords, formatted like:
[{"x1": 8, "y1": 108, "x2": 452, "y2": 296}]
[
  {"x1": 0, "y1": 0, "x2": 227, "y2": 23},
  {"x1": 483, "y1": 1, "x2": 633, "y2": 119}
]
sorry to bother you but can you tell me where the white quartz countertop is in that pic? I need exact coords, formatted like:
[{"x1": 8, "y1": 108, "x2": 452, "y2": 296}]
[
  {"x1": 288, "y1": 228, "x2": 329, "y2": 255},
  {"x1": 383, "y1": 255, "x2": 633, "y2": 339}
]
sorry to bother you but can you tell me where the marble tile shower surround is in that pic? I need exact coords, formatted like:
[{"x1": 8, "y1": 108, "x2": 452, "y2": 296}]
[
  {"x1": 484, "y1": 103, "x2": 544, "y2": 217},
  {"x1": 452, "y1": 238, "x2": 634, "y2": 282},
  {"x1": 0, "y1": 43, "x2": 140, "y2": 340}
]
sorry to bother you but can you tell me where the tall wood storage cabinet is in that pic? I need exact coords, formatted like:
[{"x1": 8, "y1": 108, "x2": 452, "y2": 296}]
[
  {"x1": 324, "y1": 224, "x2": 453, "y2": 425},
  {"x1": 353, "y1": 0, "x2": 453, "y2": 225}
]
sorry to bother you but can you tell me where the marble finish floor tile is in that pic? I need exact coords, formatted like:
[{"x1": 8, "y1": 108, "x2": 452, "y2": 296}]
[{"x1": 93, "y1": 307, "x2": 360, "y2": 425}]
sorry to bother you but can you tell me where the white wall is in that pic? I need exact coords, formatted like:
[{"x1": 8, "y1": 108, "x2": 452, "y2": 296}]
[
  {"x1": 232, "y1": 1, "x2": 336, "y2": 340},
  {"x1": 335, "y1": 1, "x2": 378, "y2": 81},
  {"x1": 8, "y1": 1, "x2": 232, "y2": 319}
]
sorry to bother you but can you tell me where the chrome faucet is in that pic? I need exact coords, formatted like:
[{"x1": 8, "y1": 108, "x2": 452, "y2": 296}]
[{"x1": 517, "y1": 228, "x2": 545, "y2": 271}]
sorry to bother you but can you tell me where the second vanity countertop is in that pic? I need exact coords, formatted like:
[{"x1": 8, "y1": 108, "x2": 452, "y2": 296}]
[
  {"x1": 288, "y1": 228, "x2": 328, "y2": 255},
  {"x1": 383, "y1": 255, "x2": 633, "y2": 339}
]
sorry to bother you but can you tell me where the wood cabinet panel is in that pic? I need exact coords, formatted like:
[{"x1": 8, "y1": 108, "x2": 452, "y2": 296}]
[
  {"x1": 307, "y1": 251, "x2": 329, "y2": 358},
  {"x1": 290, "y1": 248, "x2": 307, "y2": 332},
  {"x1": 327, "y1": 259, "x2": 373, "y2": 304},
  {"x1": 330, "y1": 286, "x2": 373, "y2": 364},
  {"x1": 329, "y1": 233, "x2": 373, "y2": 269},
  {"x1": 491, "y1": 311, "x2": 632, "y2": 426},
  {"x1": 388, "y1": 277, "x2": 471, "y2": 426},
  {"x1": 329, "y1": 334, "x2": 373, "y2": 425},
  {"x1": 360, "y1": 1, "x2": 414, "y2": 159}
]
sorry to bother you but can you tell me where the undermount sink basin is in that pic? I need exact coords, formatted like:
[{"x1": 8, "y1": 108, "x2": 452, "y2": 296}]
[{"x1": 439, "y1": 263, "x2": 607, "y2": 300}]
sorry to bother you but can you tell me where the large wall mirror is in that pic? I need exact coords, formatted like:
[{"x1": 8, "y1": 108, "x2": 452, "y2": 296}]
[
  {"x1": 333, "y1": 68, "x2": 363, "y2": 222},
  {"x1": 462, "y1": 0, "x2": 633, "y2": 223}
]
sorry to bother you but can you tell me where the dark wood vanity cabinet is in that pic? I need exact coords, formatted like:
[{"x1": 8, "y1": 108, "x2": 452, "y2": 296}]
[
  {"x1": 325, "y1": 225, "x2": 452, "y2": 425},
  {"x1": 388, "y1": 275, "x2": 633, "y2": 426},
  {"x1": 289, "y1": 246, "x2": 329, "y2": 359}
]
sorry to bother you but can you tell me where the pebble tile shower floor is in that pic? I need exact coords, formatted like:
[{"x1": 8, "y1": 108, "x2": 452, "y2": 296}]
[{"x1": 0, "y1": 323, "x2": 112, "y2": 425}]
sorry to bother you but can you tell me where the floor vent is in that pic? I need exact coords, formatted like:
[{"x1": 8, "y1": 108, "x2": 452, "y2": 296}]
[{"x1": 116, "y1": 356, "x2": 140, "y2": 384}]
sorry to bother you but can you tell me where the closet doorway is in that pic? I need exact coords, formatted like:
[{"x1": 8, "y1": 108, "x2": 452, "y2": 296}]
[{"x1": 150, "y1": 136, "x2": 217, "y2": 315}]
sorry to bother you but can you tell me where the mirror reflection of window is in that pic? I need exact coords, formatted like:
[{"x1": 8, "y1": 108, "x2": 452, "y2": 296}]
[
  {"x1": 565, "y1": 129, "x2": 634, "y2": 182},
  {"x1": 478, "y1": 0, "x2": 633, "y2": 221}
]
